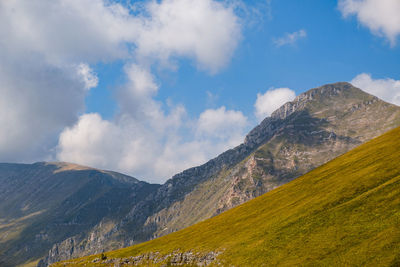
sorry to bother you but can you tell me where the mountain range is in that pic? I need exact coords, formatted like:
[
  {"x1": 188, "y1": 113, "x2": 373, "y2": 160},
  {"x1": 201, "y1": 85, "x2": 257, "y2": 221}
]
[
  {"x1": 1, "y1": 82, "x2": 399, "y2": 266},
  {"x1": 58, "y1": 119, "x2": 400, "y2": 266}
]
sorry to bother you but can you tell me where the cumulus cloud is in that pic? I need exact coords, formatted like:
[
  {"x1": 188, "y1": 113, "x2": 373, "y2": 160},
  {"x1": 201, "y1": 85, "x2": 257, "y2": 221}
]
[
  {"x1": 0, "y1": 0, "x2": 135, "y2": 162},
  {"x1": 196, "y1": 107, "x2": 248, "y2": 140},
  {"x1": 351, "y1": 73, "x2": 400, "y2": 105},
  {"x1": 57, "y1": 109, "x2": 248, "y2": 183},
  {"x1": 58, "y1": 110, "x2": 248, "y2": 183},
  {"x1": 338, "y1": 0, "x2": 400, "y2": 45},
  {"x1": 1, "y1": 0, "x2": 241, "y2": 71},
  {"x1": 57, "y1": 65, "x2": 249, "y2": 182},
  {"x1": 273, "y1": 29, "x2": 307, "y2": 47},
  {"x1": 0, "y1": 0, "x2": 243, "y2": 173},
  {"x1": 57, "y1": 113, "x2": 121, "y2": 167},
  {"x1": 254, "y1": 88, "x2": 296, "y2": 120},
  {"x1": 133, "y1": 0, "x2": 241, "y2": 73}
]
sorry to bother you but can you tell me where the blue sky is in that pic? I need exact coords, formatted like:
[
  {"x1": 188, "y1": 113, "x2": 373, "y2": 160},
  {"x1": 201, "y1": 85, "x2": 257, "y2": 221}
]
[{"x1": 1, "y1": 0, "x2": 399, "y2": 182}]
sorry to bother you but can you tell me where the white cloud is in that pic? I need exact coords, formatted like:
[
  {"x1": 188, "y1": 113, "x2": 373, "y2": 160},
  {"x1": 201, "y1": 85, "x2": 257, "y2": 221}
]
[
  {"x1": 0, "y1": 0, "x2": 136, "y2": 162},
  {"x1": 57, "y1": 64, "x2": 249, "y2": 183},
  {"x1": 273, "y1": 29, "x2": 307, "y2": 47},
  {"x1": 0, "y1": 0, "x2": 243, "y2": 168},
  {"x1": 77, "y1": 63, "x2": 99, "y2": 90},
  {"x1": 124, "y1": 64, "x2": 159, "y2": 98},
  {"x1": 196, "y1": 106, "x2": 248, "y2": 139},
  {"x1": 338, "y1": 0, "x2": 400, "y2": 45},
  {"x1": 351, "y1": 73, "x2": 400, "y2": 105},
  {"x1": 133, "y1": 0, "x2": 241, "y2": 73},
  {"x1": 1, "y1": 0, "x2": 241, "y2": 69},
  {"x1": 254, "y1": 87, "x2": 296, "y2": 120},
  {"x1": 57, "y1": 109, "x2": 248, "y2": 183},
  {"x1": 0, "y1": 0, "x2": 137, "y2": 64},
  {"x1": 57, "y1": 113, "x2": 121, "y2": 167}
]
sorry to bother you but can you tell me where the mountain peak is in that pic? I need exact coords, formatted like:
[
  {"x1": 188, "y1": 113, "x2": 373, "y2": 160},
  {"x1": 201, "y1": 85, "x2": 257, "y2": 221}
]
[
  {"x1": 245, "y1": 82, "x2": 388, "y2": 147},
  {"x1": 271, "y1": 82, "x2": 373, "y2": 120},
  {"x1": 48, "y1": 161, "x2": 143, "y2": 184},
  {"x1": 45, "y1": 161, "x2": 94, "y2": 173}
]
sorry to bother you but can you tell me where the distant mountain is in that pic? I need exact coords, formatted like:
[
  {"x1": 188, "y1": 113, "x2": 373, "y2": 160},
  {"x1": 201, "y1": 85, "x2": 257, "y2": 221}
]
[
  {"x1": 57, "y1": 124, "x2": 400, "y2": 266},
  {"x1": 0, "y1": 162, "x2": 160, "y2": 267},
  {"x1": 42, "y1": 82, "x2": 400, "y2": 265}
]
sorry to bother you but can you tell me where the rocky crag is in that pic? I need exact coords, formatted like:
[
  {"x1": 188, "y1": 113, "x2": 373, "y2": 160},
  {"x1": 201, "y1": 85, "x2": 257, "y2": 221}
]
[{"x1": 41, "y1": 82, "x2": 400, "y2": 266}]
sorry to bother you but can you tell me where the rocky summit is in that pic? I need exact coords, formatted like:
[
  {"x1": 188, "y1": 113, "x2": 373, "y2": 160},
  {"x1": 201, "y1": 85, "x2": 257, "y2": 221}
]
[
  {"x1": 39, "y1": 82, "x2": 400, "y2": 266},
  {"x1": 1, "y1": 82, "x2": 400, "y2": 267}
]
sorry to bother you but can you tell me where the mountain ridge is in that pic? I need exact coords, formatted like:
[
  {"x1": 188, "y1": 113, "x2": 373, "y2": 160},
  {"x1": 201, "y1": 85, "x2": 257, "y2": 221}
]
[
  {"x1": 1, "y1": 82, "x2": 400, "y2": 266},
  {"x1": 57, "y1": 124, "x2": 400, "y2": 266},
  {"x1": 41, "y1": 82, "x2": 400, "y2": 265},
  {"x1": 0, "y1": 162, "x2": 160, "y2": 267}
]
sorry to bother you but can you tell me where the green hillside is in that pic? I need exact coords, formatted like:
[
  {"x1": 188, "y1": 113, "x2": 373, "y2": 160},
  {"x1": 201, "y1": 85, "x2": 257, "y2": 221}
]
[{"x1": 55, "y1": 126, "x2": 400, "y2": 266}]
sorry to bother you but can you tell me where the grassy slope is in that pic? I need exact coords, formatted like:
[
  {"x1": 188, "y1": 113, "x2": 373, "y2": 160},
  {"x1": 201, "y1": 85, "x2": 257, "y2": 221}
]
[{"x1": 57, "y1": 126, "x2": 400, "y2": 266}]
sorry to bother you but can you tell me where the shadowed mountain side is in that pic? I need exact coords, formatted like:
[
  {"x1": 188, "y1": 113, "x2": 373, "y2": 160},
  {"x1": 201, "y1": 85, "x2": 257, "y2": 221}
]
[
  {"x1": 43, "y1": 82, "x2": 400, "y2": 265},
  {"x1": 0, "y1": 163, "x2": 160, "y2": 267}
]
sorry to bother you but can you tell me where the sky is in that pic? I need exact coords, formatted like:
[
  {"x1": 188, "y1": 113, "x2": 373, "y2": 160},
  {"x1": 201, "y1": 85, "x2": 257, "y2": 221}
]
[{"x1": 0, "y1": 0, "x2": 399, "y2": 183}]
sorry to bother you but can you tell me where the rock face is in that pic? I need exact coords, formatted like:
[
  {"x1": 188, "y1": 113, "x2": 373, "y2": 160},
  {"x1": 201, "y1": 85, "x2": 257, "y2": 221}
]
[
  {"x1": 40, "y1": 82, "x2": 400, "y2": 266},
  {"x1": 0, "y1": 162, "x2": 160, "y2": 267}
]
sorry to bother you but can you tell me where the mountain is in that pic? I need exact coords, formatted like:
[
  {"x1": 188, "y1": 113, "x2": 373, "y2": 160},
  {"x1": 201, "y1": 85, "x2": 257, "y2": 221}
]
[
  {"x1": 42, "y1": 82, "x2": 400, "y2": 265},
  {"x1": 55, "y1": 125, "x2": 400, "y2": 266},
  {"x1": 0, "y1": 162, "x2": 160, "y2": 267}
]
